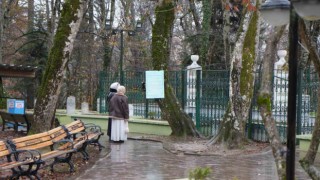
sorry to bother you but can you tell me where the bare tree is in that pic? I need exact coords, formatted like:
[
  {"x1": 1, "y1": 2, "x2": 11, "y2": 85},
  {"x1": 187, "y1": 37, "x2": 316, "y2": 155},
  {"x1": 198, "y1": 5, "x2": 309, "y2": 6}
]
[
  {"x1": 207, "y1": 1, "x2": 260, "y2": 148},
  {"x1": 257, "y1": 25, "x2": 286, "y2": 179},
  {"x1": 299, "y1": 19, "x2": 320, "y2": 179},
  {"x1": 152, "y1": 0, "x2": 200, "y2": 137},
  {"x1": 31, "y1": 0, "x2": 89, "y2": 133}
]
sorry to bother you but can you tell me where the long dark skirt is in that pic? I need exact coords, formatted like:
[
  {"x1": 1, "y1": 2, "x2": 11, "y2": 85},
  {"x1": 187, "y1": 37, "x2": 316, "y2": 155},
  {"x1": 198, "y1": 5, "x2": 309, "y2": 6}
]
[{"x1": 107, "y1": 117, "x2": 112, "y2": 138}]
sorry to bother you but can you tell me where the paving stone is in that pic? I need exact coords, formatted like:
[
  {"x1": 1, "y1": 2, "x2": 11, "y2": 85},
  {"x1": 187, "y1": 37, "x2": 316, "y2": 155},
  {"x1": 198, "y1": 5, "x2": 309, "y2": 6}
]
[{"x1": 73, "y1": 138, "x2": 311, "y2": 180}]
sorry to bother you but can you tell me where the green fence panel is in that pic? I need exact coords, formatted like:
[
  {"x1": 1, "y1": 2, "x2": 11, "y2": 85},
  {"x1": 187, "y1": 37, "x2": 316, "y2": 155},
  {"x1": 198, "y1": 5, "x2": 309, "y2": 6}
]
[{"x1": 98, "y1": 68, "x2": 318, "y2": 142}]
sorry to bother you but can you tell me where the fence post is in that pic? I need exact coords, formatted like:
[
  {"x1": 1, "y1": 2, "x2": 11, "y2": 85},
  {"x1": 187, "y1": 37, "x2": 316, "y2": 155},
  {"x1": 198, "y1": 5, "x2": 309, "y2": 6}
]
[
  {"x1": 144, "y1": 71, "x2": 149, "y2": 119},
  {"x1": 145, "y1": 99, "x2": 149, "y2": 119},
  {"x1": 296, "y1": 66, "x2": 303, "y2": 135},
  {"x1": 181, "y1": 70, "x2": 185, "y2": 110},
  {"x1": 98, "y1": 71, "x2": 106, "y2": 113},
  {"x1": 196, "y1": 70, "x2": 201, "y2": 130}
]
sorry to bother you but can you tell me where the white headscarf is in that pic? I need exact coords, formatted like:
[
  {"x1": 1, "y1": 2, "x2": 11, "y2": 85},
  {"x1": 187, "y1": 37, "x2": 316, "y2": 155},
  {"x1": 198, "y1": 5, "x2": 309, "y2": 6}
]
[{"x1": 110, "y1": 82, "x2": 120, "y2": 90}]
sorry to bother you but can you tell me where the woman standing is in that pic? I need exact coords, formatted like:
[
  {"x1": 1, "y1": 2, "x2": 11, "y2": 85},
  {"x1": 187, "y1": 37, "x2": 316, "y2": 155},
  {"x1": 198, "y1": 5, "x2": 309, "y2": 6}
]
[
  {"x1": 109, "y1": 85, "x2": 129, "y2": 142},
  {"x1": 107, "y1": 82, "x2": 120, "y2": 141}
]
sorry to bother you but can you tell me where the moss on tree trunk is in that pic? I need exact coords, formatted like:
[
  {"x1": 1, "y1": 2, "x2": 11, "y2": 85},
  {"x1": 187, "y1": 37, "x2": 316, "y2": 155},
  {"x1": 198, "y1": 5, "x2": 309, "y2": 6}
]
[
  {"x1": 31, "y1": 0, "x2": 88, "y2": 134},
  {"x1": 152, "y1": 1, "x2": 199, "y2": 137},
  {"x1": 210, "y1": 6, "x2": 259, "y2": 149}
]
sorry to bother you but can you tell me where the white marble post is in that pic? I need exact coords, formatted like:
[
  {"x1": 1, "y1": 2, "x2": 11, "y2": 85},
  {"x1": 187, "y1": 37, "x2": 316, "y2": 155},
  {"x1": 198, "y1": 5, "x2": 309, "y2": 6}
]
[
  {"x1": 273, "y1": 50, "x2": 310, "y2": 125},
  {"x1": 185, "y1": 55, "x2": 202, "y2": 122},
  {"x1": 273, "y1": 50, "x2": 288, "y2": 116}
]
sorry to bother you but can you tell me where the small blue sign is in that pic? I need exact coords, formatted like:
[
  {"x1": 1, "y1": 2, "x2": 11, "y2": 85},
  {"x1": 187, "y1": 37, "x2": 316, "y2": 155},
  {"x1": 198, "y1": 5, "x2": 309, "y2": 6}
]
[{"x1": 7, "y1": 99, "x2": 25, "y2": 114}]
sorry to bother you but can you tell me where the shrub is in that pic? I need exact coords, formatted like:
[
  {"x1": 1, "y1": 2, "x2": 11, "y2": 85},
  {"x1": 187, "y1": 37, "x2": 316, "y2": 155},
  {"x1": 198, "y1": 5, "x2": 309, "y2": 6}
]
[{"x1": 188, "y1": 166, "x2": 212, "y2": 180}]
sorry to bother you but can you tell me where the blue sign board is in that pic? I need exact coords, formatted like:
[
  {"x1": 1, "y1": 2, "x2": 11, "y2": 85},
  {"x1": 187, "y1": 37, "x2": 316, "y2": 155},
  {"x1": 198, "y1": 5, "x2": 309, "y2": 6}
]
[
  {"x1": 145, "y1": 70, "x2": 165, "y2": 99},
  {"x1": 7, "y1": 99, "x2": 25, "y2": 114}
]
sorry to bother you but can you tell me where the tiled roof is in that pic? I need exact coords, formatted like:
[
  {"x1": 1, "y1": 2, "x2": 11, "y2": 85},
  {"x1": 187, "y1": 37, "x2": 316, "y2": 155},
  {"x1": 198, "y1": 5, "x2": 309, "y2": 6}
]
[{"x1": 0, "y1": 64, "x2": 38, "y2": 78}]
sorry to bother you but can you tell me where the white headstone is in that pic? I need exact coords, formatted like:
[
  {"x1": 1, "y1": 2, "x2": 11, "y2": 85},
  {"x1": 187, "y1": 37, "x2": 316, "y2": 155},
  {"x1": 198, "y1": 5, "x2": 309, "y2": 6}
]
[
  {"x1": 67, "y1": 96, "x2": 76, "y2": 115},
  {"x1": 129, "y1": 104, "x2": 134, "y2": 117},
  {"x1": 81, "y1": 102, "x2": 89, "y2": 114},
  {"x1": 97, "y1": 98, "x2": 100, "y2": 112}
]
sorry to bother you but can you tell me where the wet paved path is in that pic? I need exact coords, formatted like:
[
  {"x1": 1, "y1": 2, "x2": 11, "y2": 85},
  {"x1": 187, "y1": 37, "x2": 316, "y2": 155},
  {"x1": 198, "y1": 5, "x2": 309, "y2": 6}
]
[{"x1": 73, "y1": 139, "x2": 311, "y2": 180}]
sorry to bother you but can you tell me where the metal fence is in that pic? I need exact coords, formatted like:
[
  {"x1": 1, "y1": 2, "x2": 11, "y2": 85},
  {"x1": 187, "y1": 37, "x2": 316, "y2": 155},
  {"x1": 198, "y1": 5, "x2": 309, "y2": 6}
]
[{"x1": 97, "y1": 68, "x2": 318, "y2": 142}]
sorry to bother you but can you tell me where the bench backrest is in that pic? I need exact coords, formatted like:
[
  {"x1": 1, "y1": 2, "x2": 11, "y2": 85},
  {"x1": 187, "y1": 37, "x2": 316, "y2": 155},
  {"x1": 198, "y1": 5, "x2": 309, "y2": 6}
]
[
  {"x1": 0, "y1": 111, "x2": 14, "y2": 122},
  {"x1": 65, "y1": 120, "x2": 86, "y2": 134},
  {"x1": 13, "y1": 114, "x2": 27, "y2": 124},
  {"x1": 47, "y1": 126, "x2": 69, "y2": 142},
  {"x1": 8, "y1": 120, "x2": 85, "y2": 151},
  {"x1": 0, "y1": 140, "x2": 10, "y2": 157},
  {"x1": 10, "y1": 132, "x2": 53, "y2": 151}
]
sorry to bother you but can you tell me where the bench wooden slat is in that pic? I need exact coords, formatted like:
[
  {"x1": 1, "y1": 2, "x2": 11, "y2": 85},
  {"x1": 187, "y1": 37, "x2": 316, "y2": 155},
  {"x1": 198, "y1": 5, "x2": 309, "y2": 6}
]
[
  {"x1": 12, "y1": 132, "x2": 49, "y2": 143},
  {"x1": 65, "y1": 120, "x2": 85, "y2": 134},
  {"x1": 0, "y1": 141, "x2": 7, "y2": 151},
  {"x1": 0, "y1": 158, "x2": 35, "y2": 170},
  {"x1": 0, "y1": 141, "x2": 10, "y2": 157},
  {"x1": 12, "y1": 132, "x2": 53, "y2": 150},
  {"x1": 48, "y1": 126, "x2": 68, "y2": 142},
  {"x1": 40, "y1": 149, "x2": 75, "y2": 161}
]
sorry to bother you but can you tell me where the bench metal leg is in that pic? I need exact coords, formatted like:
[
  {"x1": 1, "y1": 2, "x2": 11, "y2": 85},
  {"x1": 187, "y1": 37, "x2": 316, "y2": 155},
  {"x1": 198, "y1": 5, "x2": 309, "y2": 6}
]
[
  {"x1": 2, "y1": 123, "x2": 4, "y2": 131},
  {"x1": 78, "y1": 143, "x2": 89, "y2": 160},
  {"x1": 10, "y1": 161, "x2": 43, "y2": 180},
  {"x1": 88, "y1": 135, "x2": 105, "y2": 151},
  {"x1": 80, "y1": 149, "x2": 89, "y2": 160},
  {"x1": 51, "y1": 153, "x2": 75, "y2": 173}
]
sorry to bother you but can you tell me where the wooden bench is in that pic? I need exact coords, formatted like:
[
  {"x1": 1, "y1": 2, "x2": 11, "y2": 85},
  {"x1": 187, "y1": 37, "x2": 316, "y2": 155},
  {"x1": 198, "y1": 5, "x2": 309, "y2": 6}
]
[
  {"x1": 0, "y1": 111, "x2": 16, "y2": 131},
  {"x1": 0, "y1": 111, "x2": 30, "y2": 133},
  {"x1": 0, "y1": 140, "x2": 41, "y2": 179},
  {"x1": 72, "y1": 119, "x2": 105, "y2": 153},
  {"x1": 0, "y1": 119, "x2": 104, "y2": 179}
]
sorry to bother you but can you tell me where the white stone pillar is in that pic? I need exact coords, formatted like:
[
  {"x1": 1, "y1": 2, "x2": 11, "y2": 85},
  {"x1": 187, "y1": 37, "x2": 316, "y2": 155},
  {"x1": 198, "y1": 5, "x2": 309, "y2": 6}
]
[
  {"x1": 273, "y1": 50, "x2": 288, "y2": 118},
  {"x1": 185, "y1": 55, "x2": 202, "y2": 121}
]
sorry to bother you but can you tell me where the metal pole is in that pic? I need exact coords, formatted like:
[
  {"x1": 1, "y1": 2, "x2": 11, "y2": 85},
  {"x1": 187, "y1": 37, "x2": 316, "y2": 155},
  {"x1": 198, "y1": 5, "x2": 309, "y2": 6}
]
[
  {"x1": 286, "y1": 4, "x2": 299, "y2": 180},
  {"x1": 297, "y1": 65, "x2": 302, "y2": 136},
  {"x1": 195, "y1": 70, "x2": 201, "y2": 130},
  {"x1": 120, "y1": 30, "x2": 124, "y2": 84}
]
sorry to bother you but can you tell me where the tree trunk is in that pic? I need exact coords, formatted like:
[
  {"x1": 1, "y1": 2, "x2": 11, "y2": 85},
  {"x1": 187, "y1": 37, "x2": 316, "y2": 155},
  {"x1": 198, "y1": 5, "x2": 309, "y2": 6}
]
[
  {"x1": 99, "y1": 0, "x2": 114, "y2": 71},
  {"x1": 208, "y1": 3, "x2": 259, "y2": 148},
  {"x1": 299, "y1": 18, "x2": 320, "y2": 179},
  {"x1": 31, "y1": 0, "x2": 89, "y2": 133},
  {"x1": 200, "y1": 0, "x2": 212, "y2": 66},
  {"x1": 152, "y1": 0, "x2": 200, "y2": 137},
  {"x1": 300, "y1": 90, "x2": 320, "y2": 179},
  {"x1": 207, "y1": 1, "x2": 225, "y2": 69},
  {"x1": 0, "y1": 0, "x2": 3, "y2": 64},
  {"x1": 257, "y1": 25, "x2": 286, "y2": 179},
  {"x1": 26, "y1": 0, "x2": 35, "y2": 109},
  {"x1": 222, "y1": 2, "x2": 230, "y2": 69}
]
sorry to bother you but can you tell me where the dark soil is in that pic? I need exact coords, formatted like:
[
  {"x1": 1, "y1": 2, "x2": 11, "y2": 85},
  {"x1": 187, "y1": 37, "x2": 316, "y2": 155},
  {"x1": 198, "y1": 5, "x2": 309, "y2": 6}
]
[{"x1": 131, "y1": 134, "x2": 271, "y2": 156}]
